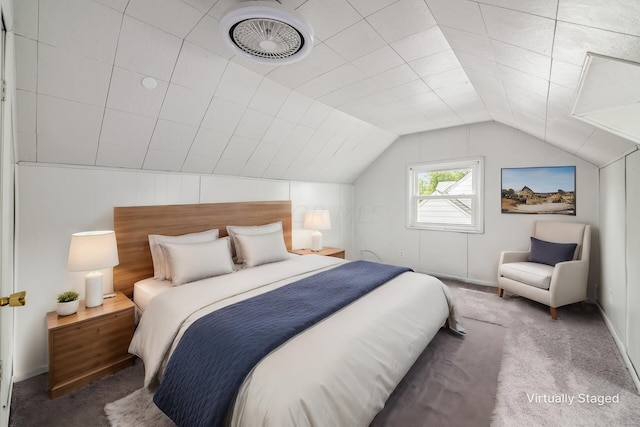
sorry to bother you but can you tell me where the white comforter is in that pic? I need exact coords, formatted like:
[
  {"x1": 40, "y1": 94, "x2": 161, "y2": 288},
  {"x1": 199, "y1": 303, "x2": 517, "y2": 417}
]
[{"x1": 129, "y1": 255, "x2": 462, "y2": 427}]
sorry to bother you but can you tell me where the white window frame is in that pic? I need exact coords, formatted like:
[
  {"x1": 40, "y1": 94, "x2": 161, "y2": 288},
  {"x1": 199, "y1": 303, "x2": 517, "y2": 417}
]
[{"x1": 406, "y1": 157, "x2": 484, "y2": 233}]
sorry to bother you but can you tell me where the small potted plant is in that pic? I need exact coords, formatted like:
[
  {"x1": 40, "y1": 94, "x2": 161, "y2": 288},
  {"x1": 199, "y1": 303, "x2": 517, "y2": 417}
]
[{"x1": 57, "y1": 290, "x2": 79, "y2": 316}]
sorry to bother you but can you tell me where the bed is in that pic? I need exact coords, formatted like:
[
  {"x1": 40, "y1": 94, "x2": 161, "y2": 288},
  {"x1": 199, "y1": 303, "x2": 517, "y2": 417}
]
[{"x1": 114, "y1": 200, "x2": 464, "y2": 427}]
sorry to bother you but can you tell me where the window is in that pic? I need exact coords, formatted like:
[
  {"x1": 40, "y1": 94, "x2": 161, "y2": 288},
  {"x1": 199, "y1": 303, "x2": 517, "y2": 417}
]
[{"x1": 407, "y1": 157, "x2": 484, "y2": 233}]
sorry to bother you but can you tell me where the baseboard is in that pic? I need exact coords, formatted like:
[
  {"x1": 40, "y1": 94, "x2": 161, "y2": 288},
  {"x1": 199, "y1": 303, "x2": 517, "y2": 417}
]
[
  {"x1": 596, "y1": 302, "x2": 640, "y2": 394},
  {"x1": 13, "y1": 365, "x2": 47, "y2": 383},
  {"x1": 417, "y1": 270, "x2": 497, "y2": 288}
]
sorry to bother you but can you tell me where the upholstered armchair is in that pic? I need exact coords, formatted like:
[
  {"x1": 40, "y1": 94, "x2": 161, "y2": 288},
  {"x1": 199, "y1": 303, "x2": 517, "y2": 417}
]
[{"x1": 497, "y1": 221, "x2": 591, "y2": 320}]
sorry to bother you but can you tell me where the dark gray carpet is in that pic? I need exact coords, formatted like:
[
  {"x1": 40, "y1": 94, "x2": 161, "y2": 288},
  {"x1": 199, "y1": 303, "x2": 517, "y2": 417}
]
[{"x1": 372, "y1": 318, "x2": 505, "y2": 427}]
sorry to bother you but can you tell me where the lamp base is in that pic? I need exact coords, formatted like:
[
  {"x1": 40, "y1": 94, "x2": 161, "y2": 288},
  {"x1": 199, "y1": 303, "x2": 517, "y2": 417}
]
[
  {"x1": 310, "y1": 230, "x2": 323, "y2": 252},
  {"x1": 85, "y1": 271, "x2": 104, "y2": 308}
]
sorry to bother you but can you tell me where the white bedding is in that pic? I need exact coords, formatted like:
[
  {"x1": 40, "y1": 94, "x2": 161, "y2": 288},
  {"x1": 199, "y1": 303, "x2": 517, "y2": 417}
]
[
  {"x1": 129, "y1": 255, "x2": 462, "y2": 427},
  {"x1": 133, "y1": 278, "x2": 172, "y2": 314}
]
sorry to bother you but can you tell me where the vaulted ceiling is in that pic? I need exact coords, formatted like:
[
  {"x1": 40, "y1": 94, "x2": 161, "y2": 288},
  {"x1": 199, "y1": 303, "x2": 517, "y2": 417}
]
[{"x1": 13, "y1": 0, "x2": 640, "y2": 183}]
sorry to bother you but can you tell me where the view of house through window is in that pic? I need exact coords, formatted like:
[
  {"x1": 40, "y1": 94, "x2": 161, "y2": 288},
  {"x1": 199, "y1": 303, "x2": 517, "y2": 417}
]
[{"x1": 407, "y1": 158, "x2": 484, "y2": 233}]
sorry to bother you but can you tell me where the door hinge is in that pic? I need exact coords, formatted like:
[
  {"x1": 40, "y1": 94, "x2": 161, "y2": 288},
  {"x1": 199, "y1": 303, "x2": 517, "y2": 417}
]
[
  {"x1": 0, "y1": 360, "x2": 3, "y2": 381},
  {"x1": 1, "y1": 80, "x2": 5, "y2": 102}
]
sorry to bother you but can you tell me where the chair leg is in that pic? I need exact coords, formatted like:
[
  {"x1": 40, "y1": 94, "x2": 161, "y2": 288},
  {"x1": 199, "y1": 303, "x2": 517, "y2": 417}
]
[
  {"x1": 550, "y1": 307, "x2": 558, "y2": 320},
  {"x1": 497, "y1": 287, "x2": 504, "y2": 297}
]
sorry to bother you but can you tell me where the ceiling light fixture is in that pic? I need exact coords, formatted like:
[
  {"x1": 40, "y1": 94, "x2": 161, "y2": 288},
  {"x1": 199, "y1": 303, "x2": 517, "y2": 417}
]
[
  {"x1": 141, "y1": 77, "x2": 157, "y2": 89},
  {"x1": 219, "y1": 1, "x2": 314, "y2": 65}
]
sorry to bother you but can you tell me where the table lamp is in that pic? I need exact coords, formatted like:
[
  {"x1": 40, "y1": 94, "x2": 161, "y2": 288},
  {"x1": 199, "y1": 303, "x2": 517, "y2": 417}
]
[
  {"x1": 303, "y1": 210, "x2": 331, "y2": 252},
  {"x1": 67, "y1": 230, "x2": 119, "y2": 308}
]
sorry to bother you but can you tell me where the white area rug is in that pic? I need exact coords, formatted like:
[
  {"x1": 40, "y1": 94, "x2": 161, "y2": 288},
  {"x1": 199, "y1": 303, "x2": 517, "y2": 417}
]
[{"x1": 104, "y1": 387, "x2": 174, "y2": 427}]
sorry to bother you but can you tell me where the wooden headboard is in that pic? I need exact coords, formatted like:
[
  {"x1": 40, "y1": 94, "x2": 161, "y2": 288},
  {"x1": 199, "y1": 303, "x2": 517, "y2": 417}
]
[{"x1": 113, "y1": 200, "x2": 292, "y2": 298}]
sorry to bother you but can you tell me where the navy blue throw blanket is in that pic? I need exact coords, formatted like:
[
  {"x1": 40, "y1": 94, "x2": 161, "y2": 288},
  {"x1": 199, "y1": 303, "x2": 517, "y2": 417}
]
[{"x1": 153, "y1": 260, "x2": 412, "y2": 427}]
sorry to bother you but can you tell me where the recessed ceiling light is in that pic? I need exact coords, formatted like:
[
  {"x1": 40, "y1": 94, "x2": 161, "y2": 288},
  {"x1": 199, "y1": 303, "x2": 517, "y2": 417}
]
[{"x1": 141, "y1": 77, "x2": 157, "y2": 90}]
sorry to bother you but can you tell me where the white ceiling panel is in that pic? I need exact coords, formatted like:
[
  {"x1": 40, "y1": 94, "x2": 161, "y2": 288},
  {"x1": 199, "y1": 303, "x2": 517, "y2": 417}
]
[
  {"x1": 185, "y1": 15, "x2": 234, "y2": 59},
  {"x1": 297, "y1": 0, "x2": 361, "y2": 41},
  {"x1": 39, "y1": 0, "x2": 121, "y2": 63},
  {"x1": 422, "y1": 67, "x2": 470, "y2": 90},
  {"x1": 558, "y1": 0, "x2": 640, "y2": 37},
  {"x1": 351, "y1": 46, "x2": 406, "y2": 77},
  {"x1": 553, "y1": 21, "x2": 640, "y2": 66},
  {"x1": 440, "y1": 27, "x2": 495, "y2": 60},
  {"x1": 410, "y1": 49, "x2": 462, "y2": 77},
  {"x1": 13, "y1": 0, "x2": 640, "y2": 182},
  {"x1": 125, "y1": 0, "x2": 205, "y2": 39},
  {"x1": 106, "y1": 67, "x2": 169, "y2": 117},
  {"x1": 424, "y1": 0, "x2": 486, "y2": 36},
  {"x1": 16, "y1": 91, "x2": 36, "y2": 134},
  {"x1": 367, "y1": 0, "x2": 437, "y2": 43},
  {"x1": 261, "y1": 118, "x2": 296, "y2": 144},
  {"x1": 38, "y1": 44, "x2": 112, "y2": 107},
  {"x1": 214, "y1": 62, "x2": 264, "y2": 106},
  {"x1": 277, "y1": 92, "x2": 314, "y2": 123},
  {"x1": 144, "y1": 120, "x2": 198, "y2": 170},
  {"x1": 390, "y1": 26, "x2": 450, "y2": 63},
  {"x1": 171, "y1": 42, "x2": 228, "y2": 93},
  {"x1": 200, "y1": 97, "x2": 246, "y2": 133},
  {"x1": 159, "y1": 84, "x2": 213, "y2": 126},
  {"x1": 248, "y1": 142, "x2": 281, "y2": 165},
  {"x1": 15, "y1": 36, "x2": 37, "y2": 92},
  {"x1": 36, "y1": 95, "x2": 103, "y2": 165},
  {"x1": 325, "y1": 20, "x2": 386, "y2": 62},
  {"x1": 480, "y1": 0, "x2": 558, "y2": 20},
  {"x1": 491, "y1": 40, "x2": 552, "y2": 80},
  {"x1": 480, "y1": 4, "x2": 556, "y2": 55},
  {"x1": 14, "y1": 0, "x2": 38, "y2": 40},
  {"x1": 346, "y1": 0, "x2": 399, "y2": 17},
  {"x1": 182, "y1": 127, "x2": 231, "y2": 173},
  {"x1": 248, "y1": 79, "x2": 292, "y2": 116},
  {"x1": 97, "y1": 0, "x2": 129, "y2": 13},
  {"x1": 234, "y1": 109, "x2": 274, "y2": 140},
  {"x1": 267, "y1": 43, "x2": 347, "y2": 89},
  {"x1": 221, "y1": 135, "x2": 259, "y2": 163},
  {"x1": 98, "y1": 109, "x2": 156, "y2": 151},
  {"x1": 549, "y1": 59, "x2": 583, "y2": 90},
  {"x1": 115, "y1": 16, "x2": 183, "y2": 81}
]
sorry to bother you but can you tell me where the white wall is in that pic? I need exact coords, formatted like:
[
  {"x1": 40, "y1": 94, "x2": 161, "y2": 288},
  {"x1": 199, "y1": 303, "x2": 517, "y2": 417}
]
[
  {"x1": 14, "y1": 163, "x2": 354, "y2": 381},
  {"x1": 354, "y1": 122, "x2": 600, "y2": 287},
  {"x1": 598, "y1": 150, "x2": 640, "y2": 389},
  {"x1": 0, "y1": 1, "x2": 17, "y2": 425},
  {"x1": 598, "y1": 159, "x2": 627, "y2": 337}
]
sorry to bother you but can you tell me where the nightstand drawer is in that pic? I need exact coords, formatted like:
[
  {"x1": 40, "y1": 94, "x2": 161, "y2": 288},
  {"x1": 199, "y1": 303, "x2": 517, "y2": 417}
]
[
  {"x1": 47, "y1": 293, "x2": 135, "y2": 398},
  {"x1": 50, "y1": 310, "x2": 134, "y2": 385}
]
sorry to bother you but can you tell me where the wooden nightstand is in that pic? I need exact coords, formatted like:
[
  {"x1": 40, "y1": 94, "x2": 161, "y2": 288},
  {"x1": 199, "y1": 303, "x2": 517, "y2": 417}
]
[
  {"x1": 291, "y1": 247, "x2": 345, "y2": 259},
  {"x1": 47, "y1": 292, "x2": 135, "y2": 398}
]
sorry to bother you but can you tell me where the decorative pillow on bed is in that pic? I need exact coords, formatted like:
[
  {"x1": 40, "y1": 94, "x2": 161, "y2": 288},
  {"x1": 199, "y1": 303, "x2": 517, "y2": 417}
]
[
  {"x1": 161, "y1": 237, "x2": 234, "y2": 286},
  {"x1": 149, "y1": 229, "x2": 219, "y2": 280},
  {"x1": 226, "y1": 221, "x2": 283, "y2": 264},
  {"x1": 528, "y1": 237, "x2": 577, "y2": 266},
  {"x1": 233, "y1": 230, "x2": 290, "y2": 267}
]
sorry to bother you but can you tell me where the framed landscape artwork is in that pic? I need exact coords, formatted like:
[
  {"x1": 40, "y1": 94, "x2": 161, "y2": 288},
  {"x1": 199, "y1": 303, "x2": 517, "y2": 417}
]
[{"x1": 501, "y1": 166, "x2": 576, "y2": 215}]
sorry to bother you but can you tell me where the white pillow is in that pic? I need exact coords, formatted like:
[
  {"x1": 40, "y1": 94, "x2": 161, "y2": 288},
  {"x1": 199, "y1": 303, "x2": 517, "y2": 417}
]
[
  {"x1": 226, "y1": 221, "x2": 283, "y2": 264},
  {"x1": 234, "y1": 230, "x2": 290, "y2": 267},
  {"x1": 161, "y1": 237, "x2": 233, "y2": 286},
  {"x1": 148, "y1": 229, "x2": 219, "y2": 280}
]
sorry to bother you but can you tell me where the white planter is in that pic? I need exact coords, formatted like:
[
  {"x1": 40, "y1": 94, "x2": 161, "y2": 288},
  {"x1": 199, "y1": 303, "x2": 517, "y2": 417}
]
[{"x1": 57, "y1": 300, "x2": 79, "y2": 316}]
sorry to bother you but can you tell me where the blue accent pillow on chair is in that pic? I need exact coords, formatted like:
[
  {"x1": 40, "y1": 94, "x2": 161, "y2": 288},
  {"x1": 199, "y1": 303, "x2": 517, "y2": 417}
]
[{"x1": 528, "y1": 237, "x2": 577, "y2": 266}]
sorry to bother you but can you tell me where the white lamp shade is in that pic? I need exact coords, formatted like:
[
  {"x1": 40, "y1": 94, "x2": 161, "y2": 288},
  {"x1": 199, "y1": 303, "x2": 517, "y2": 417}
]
[
  {"x1": 303, "y1": 210, "x2": 331, "y2": 231},
  {"x1": 67, "y1": 230, "x2": 119, "y2": 271},
  {"x1": 68, "y1": 230, "x2": 119, "y2": 308}
]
